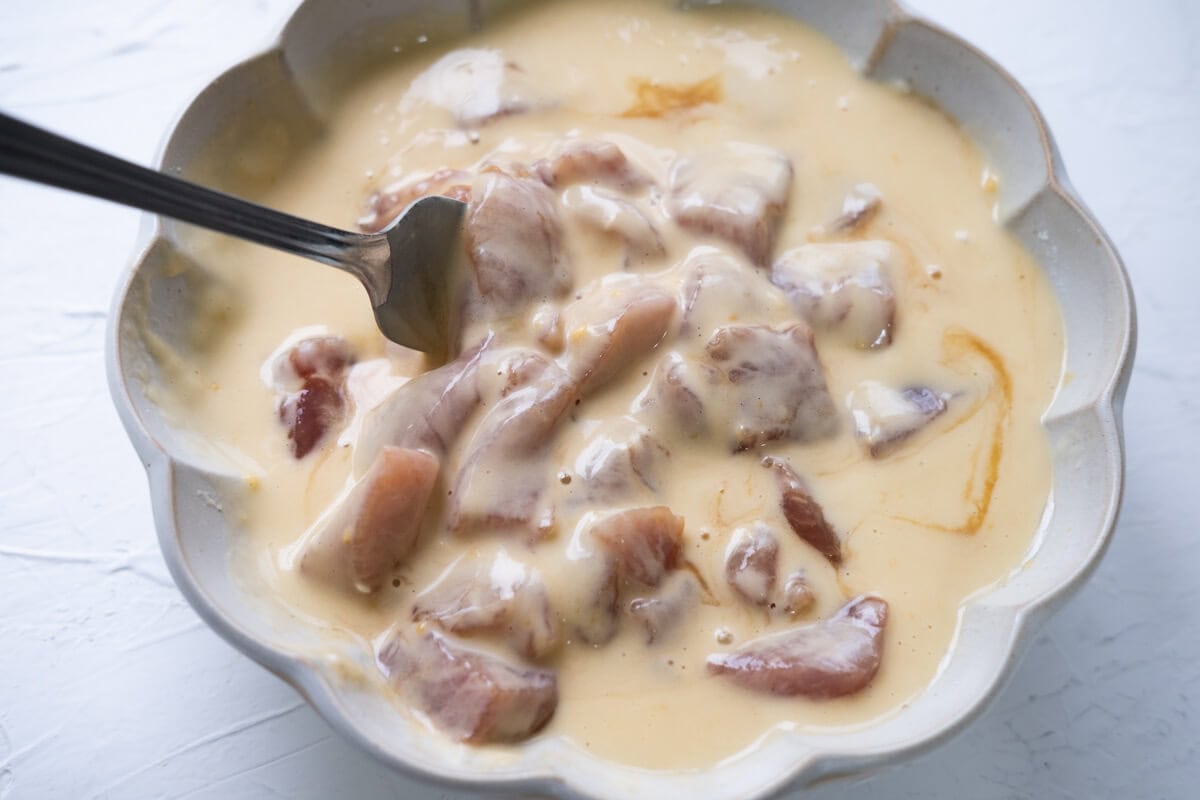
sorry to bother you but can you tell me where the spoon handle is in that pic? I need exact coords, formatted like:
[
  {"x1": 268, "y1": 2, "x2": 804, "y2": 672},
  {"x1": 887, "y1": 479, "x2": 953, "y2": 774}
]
[{"x1": 0, "y1": 111, "x2": 385, "y2": 278}]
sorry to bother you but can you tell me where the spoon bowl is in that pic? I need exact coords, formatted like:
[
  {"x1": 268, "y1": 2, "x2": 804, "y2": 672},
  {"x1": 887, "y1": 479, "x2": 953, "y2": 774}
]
[{"x1": 370, "y1": 195, "x2": 468, "y2": 360}]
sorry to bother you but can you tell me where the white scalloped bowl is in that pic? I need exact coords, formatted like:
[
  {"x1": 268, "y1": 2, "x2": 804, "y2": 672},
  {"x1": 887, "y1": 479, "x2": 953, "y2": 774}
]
[{"x1": 106, "y1": 1, "x2": 1135, "y2": 797}]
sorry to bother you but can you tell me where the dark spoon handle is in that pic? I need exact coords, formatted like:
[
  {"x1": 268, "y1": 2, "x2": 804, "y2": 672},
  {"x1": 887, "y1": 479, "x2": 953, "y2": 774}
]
[{"x1": 0, "y1": 110, "x2": 382, "y2": 277}]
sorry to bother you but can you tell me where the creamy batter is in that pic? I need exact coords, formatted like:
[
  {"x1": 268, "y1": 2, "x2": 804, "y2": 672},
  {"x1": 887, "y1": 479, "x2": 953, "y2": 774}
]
[{"x1": 167, "y1": 0, "x2": 1064, "y2": 771}]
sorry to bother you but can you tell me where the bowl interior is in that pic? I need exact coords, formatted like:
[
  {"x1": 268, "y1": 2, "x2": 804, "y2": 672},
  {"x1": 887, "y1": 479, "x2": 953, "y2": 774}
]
[{"x1": 109, "y1": 1, "x2": 1133, "y2": 798}]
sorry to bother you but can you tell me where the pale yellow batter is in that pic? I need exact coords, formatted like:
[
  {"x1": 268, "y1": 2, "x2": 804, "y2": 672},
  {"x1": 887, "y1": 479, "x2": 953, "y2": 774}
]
[{"x1": 166, "y1": 0, "x2": 1064, "y2": 771}]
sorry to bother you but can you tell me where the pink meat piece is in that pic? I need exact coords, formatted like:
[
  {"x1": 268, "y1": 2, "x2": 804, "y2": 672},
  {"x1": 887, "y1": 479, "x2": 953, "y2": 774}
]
[
  {"x1": 562, "y1": 278, "x2": 677, "y2": 394},
  {"x1": 529, "y1": 303, "x2": 564, "y2": 352},
  {"x1": 588, "y1": 506, "x2": 685, "y2": 587},
  {"x1": 847, "y1": 381, "x2": 950, "y2": 458},
  {"x1": 353, "y1": 335, "x2": 490, "y2": 474},
  {"x1": 496, "y1": 348, "x2": 557, "y2": 396},
  {"x1": 706, "y1": 324, "x2": 838, "y2": 450},
  {"x1": 762, "y1": 456, "x2": 841, "y2": 564},
  {"x1": 707, "y1": 595, "x2": 888, "y2": 698},
  {"x1": 358, "y1": 169, "x2": 472, "y2": 233},
  {"x1": 378, "y1": 626, "x2": 558, "y2": 743},
  {"x1": 299, "y1": 446, "x2": 439, "y2": 593},
  {"x1": 273, "y1": 336, "x2": 356, "y2": 459},
  {"x1": 637, "y1": 353, "x2": 720, "y2": 438},
  {"x1": 771, "y1": 241, "x2": 897, "y2": 349},
  {"x1": 677, "y1": 248, "x2": 777, "y2": 341},
  {"x1": 781, "y1": 571, "x2": 816, "y2": 615},
  {"x1": 571, "y1": 423, "x2": 669, "y2": 503},
  {"x1": 279, "y1": 378, "x2": 344, "y2": 459},
  {"x1": 667, "y1": 143, "x2": 793, "y2": 265},
  {"x1": 402, "y1": 49, "x2": 543, "y2": 128},
  {"x1": 724, "y1": 523, "x2": 779, "y2": 607},
  {"x1": 465, "y1": 171, "x2": 570, "y2": 316},
  {"x1": 571, "y1": 554, "x2": 621, "y2": 646},
  {"x1": 286, "y1": 336, "x2": 354, "y2": 379},
  {"x1": 561, "y1": 186, "x2": 664, "y2": 264},
  {"x1": 533, "y1": 140, "x2": 652, "y2": 191},
  {"x1": 825, "y1": 183, "x2": 883, "y2": 234},
  {"x1": 412, "y1": 550, "x2": 561, "y2": 660},
  {"x1": 449, "y1": 353, "x2": 578, "y2": 536},
  {"x1": 628, "y1": 571, "x2": 700, "y2": 645}
]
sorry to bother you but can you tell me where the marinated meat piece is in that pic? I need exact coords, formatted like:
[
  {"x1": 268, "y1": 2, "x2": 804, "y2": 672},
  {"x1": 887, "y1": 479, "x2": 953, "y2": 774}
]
[
  {"x1": 848, "y1": 381, "x2": 950, "y2": 458},
  {"x1": 571, "y1": 420, "x2": 669, "y2": 502},
  {"x1": 285, "y1": 336, "x2": 354, "y2": 379},
  {"x1": 762, "y1": 456, "x2": 841, "y2": 564},
  {"x1": 706, "y1": 324, "x2": 838, "y2": 450},
  {"x1": 401, "y1": 48, "x2": 543, "y2": 128},
  {"x1": 588, "y1": 506, "x2": 685, "y2": 587},
  {"x1": 566, "y1": 510, "x2": 694, "y2": 645},
  {"x1": 496, "y1": 349, "x2": 557, "y2": 396},
  {"x1": 338, "y1": 358, "x2": 411, "y2": 449},
  {"x1": 568, "y1": 552, "x2": 621, "y2": 646},
  {"x1": 707, "y1": 595, "x2": 888, "y2": 698},
  {"x1": 449, "y1": 354, "x2": 577, "y2": 536},
  {"x1": 279, "y1": 377, "x2": 345, "y2": 459},
  {"x1": 298, "y1": 447, "x2": 438, "y2": 593},
  {"x1": 561, "y1": 186, "x2": 664, "y2": 262},
  {"x1": 466, "y1": 172, "x2": 570, "y2": 316},
  {"x1": 272, "y1": 336, "x2": 356, "y2": 459},
  {"x1": 636, "y1": 353, "x2": 720, "y2": 438},
  {"x1": 826, "y1": 183, "x2": 882, "y2": 234},
  {"x1": 534, "y1": 140, "x2": 652, "y2": 191},
  {"x1": 353, "y1": 335, "x2": 490, "y2": 474},
  {"x1": 667, "y1": 143, "x2": 793, "y2": 264},
  {"x1": 412, "y1": 550, "x2": 561, "y2": 660},
  {"x1": 628, "y1": 571, "x2": 700, "y2": 644},
  {"x1": 357, "y1": 169, "x2": 472, "y2": 233},
  {"x1": 771, "y1": 241, "x2": 897, "y2": 349},
  {"x1": 724, "y1": 523, "x2": 779, "y2": 607},
  {"x1": 781, "y1": 571, "x2": 816, "y2": 615},
  {"x1": 677, "y1": 248, "x2": 787, "y2": 340},
  {"x1": 378, "y1": 626, "x2": 558, "y2": 743},
  {"x1": 562, "y1": 277, "x2": 676, "y2": 394},
  {"x1": 529, "y1": 303, "x2": 564, "y2": 351}
]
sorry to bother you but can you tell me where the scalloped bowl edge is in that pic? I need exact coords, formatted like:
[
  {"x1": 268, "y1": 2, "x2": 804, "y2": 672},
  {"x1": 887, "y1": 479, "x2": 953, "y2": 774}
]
[{"x1": 105, "y1": 2, "x2": 1135, "y2": 798}]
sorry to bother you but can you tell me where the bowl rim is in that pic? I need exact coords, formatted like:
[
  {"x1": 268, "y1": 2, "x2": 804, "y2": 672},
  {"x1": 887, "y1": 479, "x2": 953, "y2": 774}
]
[{"x1": 105, "y1": 1, "x2": 1136, "y2": 797}]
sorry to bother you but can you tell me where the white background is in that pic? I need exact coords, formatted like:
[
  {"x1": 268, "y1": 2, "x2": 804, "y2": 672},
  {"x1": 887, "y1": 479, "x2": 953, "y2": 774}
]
[{"x1": 1, "y1": 1, "x2": 1196, "y2": 798}]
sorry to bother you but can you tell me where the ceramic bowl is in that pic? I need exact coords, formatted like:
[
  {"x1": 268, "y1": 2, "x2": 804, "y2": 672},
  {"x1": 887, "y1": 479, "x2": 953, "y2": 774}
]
[{"x1": 107, "y1": 1, "x2": 1135, "y2": 797}]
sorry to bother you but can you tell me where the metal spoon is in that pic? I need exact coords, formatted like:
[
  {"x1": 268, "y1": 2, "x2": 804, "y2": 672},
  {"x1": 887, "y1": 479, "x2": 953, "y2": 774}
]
[{"x1": 0, "y1": 111, "x2": 467, "y2": 358}]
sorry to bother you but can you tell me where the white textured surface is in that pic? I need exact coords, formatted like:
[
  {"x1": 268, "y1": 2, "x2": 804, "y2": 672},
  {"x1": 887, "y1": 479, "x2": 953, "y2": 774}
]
[{"x1": 0, "y1": 1, "x2": 1195, "y2": 797}]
